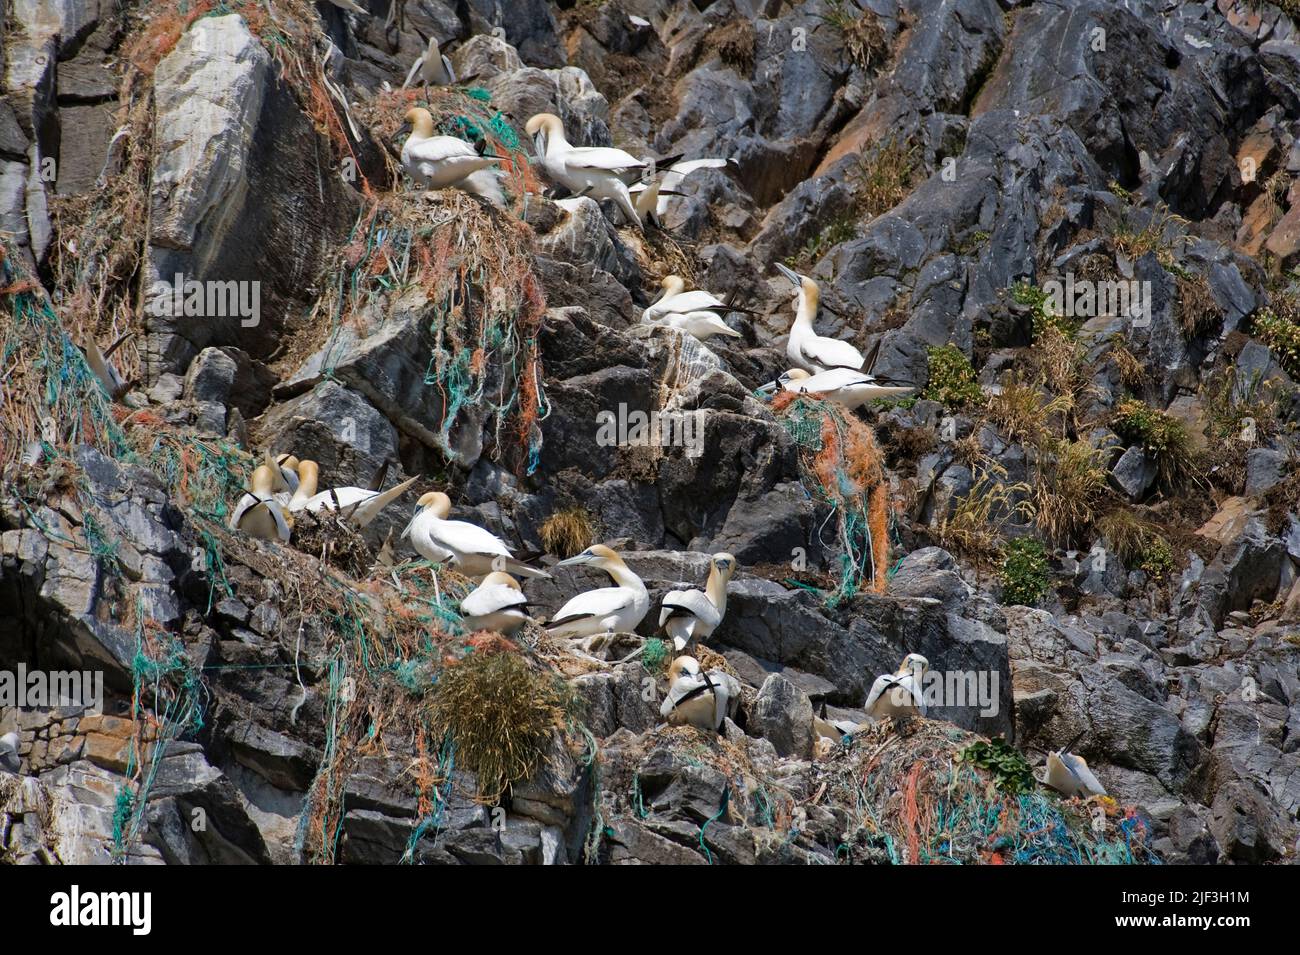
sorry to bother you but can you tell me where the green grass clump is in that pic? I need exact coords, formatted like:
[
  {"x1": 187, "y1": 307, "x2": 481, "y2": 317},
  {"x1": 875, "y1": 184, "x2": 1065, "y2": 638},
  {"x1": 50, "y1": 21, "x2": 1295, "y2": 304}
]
[
  {"x1": 957, "y1": 738, "x2": 1037, "y2": 794},
  {"x1": 1111, "y1": 399, "x2": 1196, "y2": 491},
  {"x1": 1252, "y1": 306, "x2": 1300, "y2": 378},
  {"x1": 923, "y1": 344, "x2": 983, "y2": 409},
  {"x1": 1000, "y1": 537, "x2": 1050, "y2": 606},
  {"x1": 1096, "y1": 511, "x2": 1177, "y2": 580}
]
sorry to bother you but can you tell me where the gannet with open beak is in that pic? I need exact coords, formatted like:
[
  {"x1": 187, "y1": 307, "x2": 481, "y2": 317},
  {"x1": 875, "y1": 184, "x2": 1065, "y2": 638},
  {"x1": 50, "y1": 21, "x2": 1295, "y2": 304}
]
[
  {"x1": 230, "y1": 464, "x2": 292, "y2": 542},
  {"x1": 525, "y1": 113, "x2": 645, "y2": 228},
  {"x1": 629, "y1": 158, "x2": 734, "y2": 225},
  {"x1": 761, "y1": 367, "x2": 913, "y2": 409},
  {"x1": 288, "y1": 460, "x2": 418, "y2": 529},
  {"x1": 402, "y1": 35, "x2": 455, "y2": 90},
  {"x1": 863, "y1": 653, "x2": 928, "y2": 720},
  {"x1": 660, "y1": 655, "x2": 742, "y2": 732},
  {"x1": 545, "y1": 544, "x2": 649, "y2": 638},
  {"x1": 658, "y1": 553, "x2": 736, "y2": 651},
  {"x1": 0, "y1": 731, "x2": 20, "y2": 773},
  {"x1": 399, "y1": 107, "x2": 505, "y2": 204},
  {"x1": 1043, "y1": 733, "x2": 1108, "y2": 798},
  {"x1": 774, "y1": 262, "x2": 866, "y2": 373},
  {"x1": 460, "y1": 572, "x2": 532, "y2": 635},
  {"x1": 402, "y1": 491, "x2": 549, "y2": 579}
]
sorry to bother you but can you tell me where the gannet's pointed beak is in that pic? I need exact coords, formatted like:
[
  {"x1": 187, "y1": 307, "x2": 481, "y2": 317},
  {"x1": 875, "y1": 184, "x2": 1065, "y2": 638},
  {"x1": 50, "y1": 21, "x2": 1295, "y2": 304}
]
[
  {"x1": 532, "y1": 130, "x2": 546, "y2": 156},
  {"x1": 773, "y1": 262, "x2": 802, "y2": 287},
  {"x1": 556, "y1": 550, "x2": 593, "y2": 568},
  {"x1": 756, "y1": 380, "x2": 779, "y2": 395},
  {"x1": 396, "y1": 120, "x2": 413, "y2": 141}
]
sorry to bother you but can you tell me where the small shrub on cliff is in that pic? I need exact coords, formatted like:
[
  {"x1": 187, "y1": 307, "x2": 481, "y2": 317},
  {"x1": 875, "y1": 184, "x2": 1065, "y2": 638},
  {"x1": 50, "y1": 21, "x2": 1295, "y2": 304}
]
[
  {"x1": 957, "y1": 738, "x2": 1037, "y2": 795},
  {"x1": 1252, "y1": 306, "x2": 1300, "y2": 378},
  {"x1": 540, "y1": 506, "x2": 595, "y2": 559},
  {"x1": 1000, "y1": 537, "x2": 1050, "y2": 607},
  {"x1": 923, "y1": 344, "x2": 983, "y2": 409},
  {"x1": 1111, "y1": 399, "x2": 1196, "y2": 490}
]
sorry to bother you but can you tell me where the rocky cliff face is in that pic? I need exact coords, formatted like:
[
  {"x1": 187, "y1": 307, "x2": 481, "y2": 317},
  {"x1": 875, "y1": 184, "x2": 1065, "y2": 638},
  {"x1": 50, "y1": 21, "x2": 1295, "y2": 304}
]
[{"x1": 0, "y1": 0, "x2": 1297, "y2": 865}]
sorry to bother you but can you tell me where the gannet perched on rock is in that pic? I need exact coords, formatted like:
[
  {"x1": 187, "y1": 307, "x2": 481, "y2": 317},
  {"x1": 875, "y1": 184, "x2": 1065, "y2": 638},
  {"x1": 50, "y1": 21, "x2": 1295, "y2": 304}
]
[
  {"x1": 629, "y1": 158, "x2": 733, "y2": 226},
  {"x1": 230, "y1": 465, "x2": 292, "y2": 543},
  {"x1": 288, "y1": 460, "x2": 418, "y2": 529},
  {"x1": 864, "y1": 653, "x2": 928, "y2": 720},
  {"x1": 399, "y1": 107, "x2": 505, "y2": 205},
  {"x1": 525, "y1": 113, "x2": 646, "y2": 228},
  {"x1": 660, "y1": 655, "x2": 742, "y2": 732},
  {"x1": 774, "y1": 262, "x2": 866, "y2": 373},
  {"x1": 0, "y1": 731, "x2": 20, "y2": 773},
  {"x1": 460, "y1": 572, "x2": 532, "y2": 635},
  {"x1": 402, "y1": 35, "x2": 455, "y2": 90},
  {"x1": 545, "y1": 544, "x2": 649, "y2": 638},
  {"x1": 403, "y1": 491, "x2": 549, "y2": 579},
  {"x1": 1043, "y1": 734, "x2": 1108, "y2": 798},
  {"x1": 659, "y1": 553, "x2": 736, "y2": 651},
  {"x1": 813, "y1": 701, "x2": 860, "y2": 742},
  {"x1": 641, "y1": 274, "x2": 750, "y2": 340},
  {"x1": 765, "y1": 367, "x2": 913, "y2": 409}
]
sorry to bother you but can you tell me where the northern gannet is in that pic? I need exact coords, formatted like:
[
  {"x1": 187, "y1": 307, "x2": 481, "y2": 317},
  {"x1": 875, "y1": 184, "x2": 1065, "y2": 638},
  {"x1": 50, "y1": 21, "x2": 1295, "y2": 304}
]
[
  {"x1": 0, "y1": 731, "x2": 20, "y2": 773},
  {"x1": 1043, "y1": 734, "x2": 1108, "y2": 798},
  {"x1": 813, "y1": 702, "x2": 860, "y2": 742},
  {"x1": 774, "y1": 262, "x2": 866, "y2": 373},
  {"x1": 402, "y1": 491, "x2": 550, "y2": 579},
  {"x1": 658, "y1": 553, "x2": 736, "y2": 651},
  {"x1": 265, "y1": 451, "x2": 300, "y2": 493},
  {"x1": 398, "y1": 107, "x2": 505, "y2": 205},
  {"x1": 80, "y1": 333, "x2": 128, "y2": 400},
  {"x1": 660, "y1": 655, "x2": 742, "y2": 732},
  {"x1": 764, "y1": 367, "x2": 913, "y2": 409},
  {"x1": 641, "y1": 275, "x2": 751, "y2": 340},
  {"x1": 524, "y1": 113, "x2": 646, "y2": 228},
  {"x1": 288, "y1": 460, "x2": 418, "y2": 529},
  {"x1": 545, "y1": 544, "x2": 649, "y2": 638},
  {"x1": 629, "y1": 158, "x2": 733, "y2": 225},
  {"x1": 402, "y1": 35, "x2": 456, "y2": 90},
  {"x1": 460, "y1": 571, "x2": 531, "y2": 635},
  {"x1": 863, "y1": 653, "x2": 928, "y2": 720},
  {"x1": 229, "y1": 464, "x2": 292, "y2": 542}
]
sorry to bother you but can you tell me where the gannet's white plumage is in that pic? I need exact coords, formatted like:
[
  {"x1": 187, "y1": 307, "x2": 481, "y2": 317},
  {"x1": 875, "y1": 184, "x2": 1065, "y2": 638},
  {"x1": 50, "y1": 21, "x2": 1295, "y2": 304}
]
[
  {"x1": 656, "y1": 311, "x2": 742, "y2": 340},
  {"x1": 229, "y1": 465, "x2": 292, "y2": 542},
  {"x1": 629, "y1": 158, "x2": 733, "y2": 223},
  {"x1": 545, "y1": 544, "x2": 649, "y2": 638},
  {"x1": 659, "y1": 553, "x2": 736, "y2": 651},
  {"x1": 660, "y1": 656, "x2": 742, "y2": 731},
  {"x1": 460, "y1": 572, "x2": 531, "y2": 635},
  {"x1": 82, "y1": 335, "x2": 127, "y2": 399},
  {"x1": 1044, "y1": 746, "x2": 1108, "y2": 798},
  {"x1": 642, "y1": 275, "x2": 745, "y2": 340},
  {"x1": 400, "y1": 107, "x2": 505, "y2": 204},
  {"x1": 402, "y1": 35, "x2": 456, "y2": 89},
  {"x1": 287, "y1": 460, "x2": 418, "y2": 529},
  {"x1": 812, "y1": 702, "x2": 860, "y2": 741},
  {"x1": 0, "y1": 731, "x2": 20, "y2": 773},
  {"x1": 402, "y1": 492, "x2": 549, "y2": 579},
  {"x1": 774, "y1": 262, "x2": 866, "y2": 373},
  {"x1": 525, "y1": 113, "x2": 644, "y2": 228},
  {"x1": 863, "y1": 653, "x2": 928, "y2": 720},
  {"x1": 775, "y1": 367, "x2": 913, "y2": 409}
]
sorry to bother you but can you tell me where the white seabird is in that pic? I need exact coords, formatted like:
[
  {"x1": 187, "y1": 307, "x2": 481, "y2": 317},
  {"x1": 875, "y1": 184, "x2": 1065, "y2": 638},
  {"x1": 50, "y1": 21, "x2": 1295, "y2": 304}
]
[
  {"x1": 288, "y1": 460, "x2": 418, "y2": 529},
  {"x1": 402, "y1": 491, "x2": 550, "y2": 579},
  {"x1": 660, "y1": 655, "x2": 742, "y2": 732},
  {"x1": 402, "y1": 35, "x2": 456, "y2": 90},
  {"x1": 629, "y1": 158, "x2": 733, "y2": 225},
  {"x1": 863, "y1": 653, "x2": 929, "y2": 720},
  {"x1": 545, "y1": 544, "x2": 649, "y2": 638},
  {"x1": 812, "y1": 701, "x2": 861, "y2": 742},
  {"x1": 763, "y1": 367, "x2": 913, "y2": 409},
  {"x1": 460, "y1": 571, "x2": 531, "y2": 635},
  {"x1": 773, "y1": 262, "x2": 866, "y2": 373},
  {"x1": 641, "y1": 274, "x2": 751, "y2": 340},
  {"x1": 81, "y1": 333, "x2": 128, "y2": 400},
  {"x1": 658, "y1": 552, "x2": 736, "y2": 651},
  {"x1": 1043, "y1": 734, "x2": 1108, "y2": 798},
  {"x1": 524, "y1": 113, "x2": 646, "y2": 228},
  {"x1": 229, "y1": 464, "x2": 292, "y2": 543},
  {"x1": 0, "y1": 731, "x2": 20, "y2": 773},
  {"x1": 399, "y1": 107, "x2": 506, "y2": 205}
]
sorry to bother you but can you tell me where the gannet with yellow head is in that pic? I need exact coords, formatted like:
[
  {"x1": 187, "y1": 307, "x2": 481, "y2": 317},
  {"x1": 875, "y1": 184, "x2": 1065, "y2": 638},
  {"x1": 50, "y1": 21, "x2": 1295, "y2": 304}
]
[
  {"x1": 773, "y1": 262, "x2": 866, "y2": 373},
  {"x1": 398, "y1": 107, "x2": 505, "y2": 204},
  {"x1": 525, "y1": 113, "x2": 645, "y2": 228},
  {"x1": 658, "y1": 553, "x2": 736, "y2": 651},
  {"x1": 545, "y1": 544, "x2": 649, "y2": 638},
  {"x1": 660, "y1": 655, "x2": 742, "y2": 732},
  {"x1": 766, "y1": 367, "x2": 914, "y2": 409},
  {"x1": 863, "y1": 653, "x2": 928, "y2": 720},
  {"x1": 402, "y1": 35, "x2": 456, "y2": 91},
  {"x1": 402, "y1": 491, "x2": 549, "y2": 579},
  {"x1": 460, "y1": 572, "x2": 532, "y2": 635},
  {"x1": 1043, "y1": 733, "x2": 1108, "y2": 798},
  {"x1": 287, "y1": 460, "x2": 418, "y2": 529},
  {"x1": 229, "y1": 464, "x2": 292, "y2": 542}
]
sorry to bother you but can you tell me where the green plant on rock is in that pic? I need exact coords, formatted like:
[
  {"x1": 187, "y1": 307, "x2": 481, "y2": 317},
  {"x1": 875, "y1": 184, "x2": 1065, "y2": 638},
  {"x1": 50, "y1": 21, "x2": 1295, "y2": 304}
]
[
  {"x1": 1252, "y1": 306, "x2": 1300, "y2": 378},
  {"x1": 1000, "y1": 537, "x2": 1050, "y2": 607},
  {"x1": 957, "y1": 737, "x2": 1037, "y2": 794},
  {"x1": 820, "y1": 1, "x2": 891, "y2": 71},
  {"x1": 1096, "y1": 511, "x2": 1177, "y2": 580},
  {"x1": 923, "y1": 343, "x2": 983, "y2": 409},
  {"x1": 1011, "y1": 279, "x2": 1078, "y2": 338},
  {"x1": 1111, "y1": 399, "x2": 1197, "y2": 491},
  {"x1": 851, "y1": 137, "x2": 919, "y2": 217}
]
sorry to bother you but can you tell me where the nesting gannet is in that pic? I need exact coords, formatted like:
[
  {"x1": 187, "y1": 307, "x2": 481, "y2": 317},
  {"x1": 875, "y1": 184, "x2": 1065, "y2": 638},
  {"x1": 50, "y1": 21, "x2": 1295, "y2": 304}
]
[
  {"x1": 525, "y1": 113, "x2": 645, "y2": 228},
  {"x1": 658, "y1": 553, "x2": 736, "y2": 651},
  {"x1": 288, "y1": 460, "x2": 418, "y2": 529},
  {"x1": 229, "y1": 465, "x2": 292, "y2": 543},
  {"x1": 402, "y1": 35, "x2": 456, "y2": 90},
  {"x1": 863, "y1": 653, "x2": 929, "y2": 720},
  {"x1": 399, "y1": 108, "x2": 505, "y2": 205},
  {"x1": 81, "y1": 334, "x2": 128, "y2": 399},
  {"x1": 766, "y1": 367, "x2": 913, "y2": 409},
  {"x1": 660, "y1": 655, "x2": 742, "y2": 732},
  {"x1": 265, "y1": 451, "x2": 300, "y2": 493},
  {"x1": 0, "y1": 731, "x2": 20, "y2": 773},
  {"x1": 773, "y1": 262, "x2": 866, "y2": 373},
  {"x1": 1043, "y1": 734, "x2": 1108, "y2": 798},
  {"x1": 460, "y1": 572, "x2": 531, "y2": 635},
  {"x1": 402, "y1": 491, "x2": 550, "y2": 579},
  {"x1": 545, "y1": 544, "x2": 649, "y2": 638},
  {"x1": 629, "y1": 158, "x2": 733, "y2": 225},
  {"x1": 643, "y1": 275, "x2": 753, "y2": 323},
  {"x1": 812, "y1": 701, "x2": 860, "y2": 742}
]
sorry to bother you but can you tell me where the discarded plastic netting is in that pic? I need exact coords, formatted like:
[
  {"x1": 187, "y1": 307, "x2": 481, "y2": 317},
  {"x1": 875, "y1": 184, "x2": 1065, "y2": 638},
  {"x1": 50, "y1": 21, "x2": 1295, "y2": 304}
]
[{"x1": 770, "y1": 392, "x2": 891, "y2": 604}]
